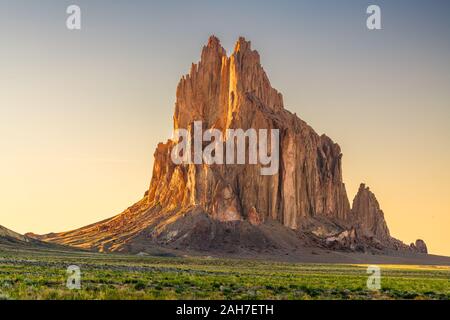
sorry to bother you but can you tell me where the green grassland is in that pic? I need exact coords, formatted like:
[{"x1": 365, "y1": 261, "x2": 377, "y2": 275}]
[{"x1": 0, "y1": 246, "x2": 449, "y2": 300}]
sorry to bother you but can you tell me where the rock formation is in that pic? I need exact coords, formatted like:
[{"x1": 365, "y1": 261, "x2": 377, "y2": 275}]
[
  {"x1": 0, "y1": 224, "x2": 29, "y2": 243},
  {"x1": 412, "y1": 239, "x2": 428, "y2": 254},
  {"x1": 30, "y1": 36, "x2": 427, "y2": 256},
  {"x1": 0, "y1": 224, "x2": 66, "y2": 249},
  {"x1": 148, "y1": 36, "x2": 350, "y2": 228},
  {"x1": 342, "y1": 184, "x2": 427, "y2": 253},
  {"x1": 349, "y1": 184, "x2": 390, "y2": 242}
]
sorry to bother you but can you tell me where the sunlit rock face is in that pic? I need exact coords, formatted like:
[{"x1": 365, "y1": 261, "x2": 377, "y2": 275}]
[{"x1": 148, "y1": 36, "x2": 350, "y2": 227}]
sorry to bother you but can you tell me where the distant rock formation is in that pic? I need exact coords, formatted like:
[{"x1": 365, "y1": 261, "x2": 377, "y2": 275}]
[
  {"x1": 350, "y1": 184, "x2": 390, "y2": 242},
  {"x1": 0, "y1": 224, "x2": 66, "y2": 250},
  {"x1": 343, "y1": 183, "x2": 426, "y2": 253},
  {"x1": 0, "y1": 224, "x2": 29, "y2": 243},
  {"x1": 411, "y1": 239, "x2": 428, "y2": 254},
  {"x1": 30, "y1": 36, "x2": 427, "y2": 257}
]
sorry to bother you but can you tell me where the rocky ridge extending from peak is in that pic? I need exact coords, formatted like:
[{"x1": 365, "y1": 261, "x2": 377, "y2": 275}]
[{"x1": 0, "y1": 224, "x2": 71, "y2": 250}]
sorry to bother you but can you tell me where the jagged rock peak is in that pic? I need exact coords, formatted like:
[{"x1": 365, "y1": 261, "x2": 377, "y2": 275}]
[
  {"x1": 350, "y1": 183, "x2": 390, "y2": 242},
  {"x1": 174, "y1": 35, "x2": 284, "y2": 130},
  {"x1": 200, "y1": 35, "x2": 226, "y2": 63},
  {"x1": 234, "y1": 36, "x2": 252, "y2": 53},
  {"x1": 207, "y1": 35, "x2": 222, "y2": 48}
]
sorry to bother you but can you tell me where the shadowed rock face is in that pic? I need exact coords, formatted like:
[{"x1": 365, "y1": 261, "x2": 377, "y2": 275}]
[{"x1": 30, "y1": 36, "x2": 428, "y2": 256}]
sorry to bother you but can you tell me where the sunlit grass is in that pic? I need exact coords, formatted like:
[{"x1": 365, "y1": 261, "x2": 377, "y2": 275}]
[{"x1": 0, "y1": 246, "x2": 449, "y2": 300}]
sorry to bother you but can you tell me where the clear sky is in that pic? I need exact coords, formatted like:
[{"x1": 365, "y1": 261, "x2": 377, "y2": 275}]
[{"x1": 0, "y1": 0, "x2": 449, "y2": 256}]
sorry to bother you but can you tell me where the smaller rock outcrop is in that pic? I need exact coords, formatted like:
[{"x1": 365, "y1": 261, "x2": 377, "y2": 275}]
[
  {"x1": 346, "y1": 184, "x2": 428, "y2": 254},
  {"x1": 349, "y1": 183, "x2": 390, "y2": 242},
  {"x1": 413, "y1": 239, "x2": 428, "y2": 254}
]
